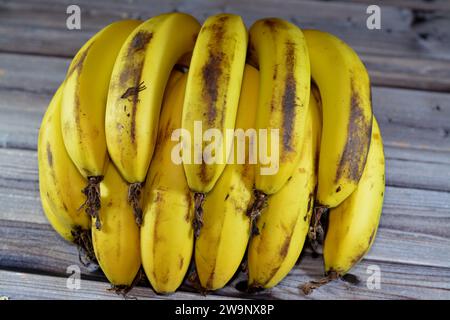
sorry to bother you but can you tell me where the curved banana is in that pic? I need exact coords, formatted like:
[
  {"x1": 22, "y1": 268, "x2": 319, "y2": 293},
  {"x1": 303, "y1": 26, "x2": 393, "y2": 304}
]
[
  {"x1": 248, "y1": 88, "x2": 321, "y2": 289},
  {"x1": 92, "y1": 162, "x2": 141, "y2": 289},
  {"x1": 38, "y1": 85, "x2": 91, "y2": 243},
  {"x1": 195, "y1": 65, "x2": 259, "y2": 291},
  {"x1": 303, "y1": 30, "x2": 372, "y2": 210},
  {"x1": 181, "y1": 14, "x2": 247, "y2": 237},
  {"x1": 302, "y1": 117, "x2": 384, "y2": 294},
  {"x1": 61, "y1": 20, "x2": 142, "y2": 229},
  {"x1": 140, "y1": 72, "x2": 194, "y2": 294},
  {"x1": 106, "y1": 13, "x2": 201, "y2": 226},
  {"x1": 246, "y1": 18, "x2": 311, "y2": 228}
]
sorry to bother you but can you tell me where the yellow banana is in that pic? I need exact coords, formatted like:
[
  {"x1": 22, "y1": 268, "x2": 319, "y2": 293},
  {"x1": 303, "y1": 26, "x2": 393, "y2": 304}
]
[
  {"x1": 61, "y1": 20, "x2": 142, "y2": 229},
  {"x1": 140, "y1": 72, "x2": 194, "y2": 294},
  {"x1": 195, "y1": 65, "x2": 259, "y2": 291},
  {"x1": 181, "y1": 14, "x2": 247, "y2": 237},
  {"x1": 246, "y1": 18, "x2": 311, "y2": 229},
  {"x1": 92, "y1": 162, "x2": 141, "y2": 289},
  {"x1": 248, "y1": 87, "x2": 321, "y2": 289},
  {"x1": 302, "y1": 117, "x2": 384, "y2": 294},
  {"x1": 303, "y1": 30, "x2": 372, "y2": 210},
  {"x1": 106, "y1": 13, "x2": 200, "y2": 226},
  {"x1": 38, "y1": 85, "x2": 91, "y2": 247}
]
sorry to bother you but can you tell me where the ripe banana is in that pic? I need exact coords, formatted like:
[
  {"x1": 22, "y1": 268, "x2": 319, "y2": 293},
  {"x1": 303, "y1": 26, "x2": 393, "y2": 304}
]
[
  {"x1": 181, "y1": 14, "x2": 247, "y2": 237},
  {"x1": 91, "y1": 162, "x2": 141, "y2": 289},
  {"x1": 302, "y1": 117, "x2": 384, "y2": 294},
  {"x1": 61, "y1": 20, "x2": 142, "y2": 229},
  {"x1": 38, "y1": 85, "x2": 92, "y2": 251},
  {"x1": 140, "y1": 71, "x2": 194, "y2": 294},
  {"x1": 303, "y1": 30, "x2": 372, "y2": 210},
  {"x1": 106, "y1": 13, "x2": 201, "y2": 226},
  {"x1": 246, "y1": 18, "x2": 311, "y2": 229},
  {"x1": 195, "y1": 65, "x2": 259, "y2": 291},
  {"x1": 248, "y1": 87, "x2": 321, "y2": 289}
]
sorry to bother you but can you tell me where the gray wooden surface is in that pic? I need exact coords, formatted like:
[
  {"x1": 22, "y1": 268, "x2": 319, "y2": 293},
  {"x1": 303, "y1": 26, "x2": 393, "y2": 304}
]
[{"x1": 0, "y1": 0, "x2": 449, "y2": 300}]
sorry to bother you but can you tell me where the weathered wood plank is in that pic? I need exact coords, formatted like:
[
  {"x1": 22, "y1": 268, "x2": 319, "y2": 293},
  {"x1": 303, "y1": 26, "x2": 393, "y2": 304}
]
[
  {"x1": 328, "y1": 0, "x2": 450, "y2": 11},
  {"x1": 363, "y1": 54, "x2": 450, "y2": 92},
  {"x1": 0, "y1": 270, "x2": 241, "y2": 300},
  {"x1": 1, "y1": 53, "x2": 449, "y2": 152},
  {"x1": 1, "y1": 245, "x2": 450, "y2": 300},
  {"x1": 0, "y1": 54, "x2": 68, "y2": 96},
  {"x1": 3, "y1": 0, "x2": 449, "y2": 58},
  {"x1": 1, "y1": 0, "x2": 450, "y2": 91}
]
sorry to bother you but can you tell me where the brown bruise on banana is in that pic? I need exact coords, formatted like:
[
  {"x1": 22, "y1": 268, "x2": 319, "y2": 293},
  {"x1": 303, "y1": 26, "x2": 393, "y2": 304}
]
[
  {"x1": 252, "y1": 216, "x2": 298, "y2": 288},
  {"x1": 196, "y1": 16, "x2": 232, "y2": 186},
  {"x1": 66, "y1": 42, "x2": 93, "y2": 132},
  {"x1": 335, "y1": 77, "x2": 372, "y2": 183},
  {"x1": 46, "y1": 142, "x2": 53, "y2": 168},
  {"x1": 206, "y1": 270, "x2": 216, "y2": 290},
  {"x1": 201, "y1": 15, "x2": 228, "y2": 126},
  {"x1": 118, "y1": 31, "x2": 153, "y2": 145},
  {"x1": 150, "y1": 190, "x2": 163, "y2": 284},
  {"x1": 281, "y1": 41, "x2": 298, "y2": 154}
]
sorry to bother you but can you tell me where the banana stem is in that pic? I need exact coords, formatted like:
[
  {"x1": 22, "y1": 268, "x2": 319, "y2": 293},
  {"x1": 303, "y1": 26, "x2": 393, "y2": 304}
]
[
  {"x1": 308, "y1": 205, "x2": 328, "y2": 253},
  {"x1": 108, "y1": 268, "x2": 143, "y2": 297},
  {"x1": 80, "y1": 176, "x2": 103, "y2": 230},
  {"x1": 73, "y1": 228, "x2": 96, "y2": 266},
  {"x1": 246, "y1": 189, "x2": 267, "y2": 236},
  {"x1": 301, "y1": 271, "x2": 339, "y2": 295},
  {"x1": 128, "y1": 182, "x2": 143, "y2": 227},
  {"x1": 193, "y1": 193, "x2": 205, "y2": 238}
]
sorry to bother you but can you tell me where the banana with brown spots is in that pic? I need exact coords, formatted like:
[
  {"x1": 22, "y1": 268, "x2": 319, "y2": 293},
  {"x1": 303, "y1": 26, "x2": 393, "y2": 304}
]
[
  {"x1": 303, "y1": 30, "x2": 373, "y2": 212},
  {"x1": 140, "y1": 71, "x2": 194, "y2": 294},
  {"x1": 181, "y1": 14, "x2": 248, "y2": 237},
  {"x1": 38, "y1": 85, "x2": 93, "y2": 255},
  {"x1": 246, "y1": 18, "x2": 311, "y2": 231},
  {"x1": 91, "y1": 161, "x2": 141, "y2": 290},
  {"x1": 61, "y1": 20, "x2": 142, "y2": 230},
  {"x1": 195, "y1": 65, "x2": 258, "y2": 291},
  {"x1": 106, "y1": 13, "x2": 201, "y2": 227},
  {"x1": 302, "y1": 117, "x2": 385, "y2": 295},
  {"x1": 248, "y1": 88, "x2": 321, "y2": 289}
]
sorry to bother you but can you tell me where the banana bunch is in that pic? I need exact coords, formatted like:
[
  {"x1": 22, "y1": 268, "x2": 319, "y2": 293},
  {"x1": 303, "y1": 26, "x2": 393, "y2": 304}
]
[{"x1": 38, "y1": 12, "x2": 384, "y2": 296}]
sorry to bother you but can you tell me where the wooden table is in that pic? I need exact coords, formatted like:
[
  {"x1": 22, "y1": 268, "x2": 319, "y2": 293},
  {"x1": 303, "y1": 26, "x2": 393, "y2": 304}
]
[{"x1": 0, "y1": 0, "x2": 449, "y2": 300}]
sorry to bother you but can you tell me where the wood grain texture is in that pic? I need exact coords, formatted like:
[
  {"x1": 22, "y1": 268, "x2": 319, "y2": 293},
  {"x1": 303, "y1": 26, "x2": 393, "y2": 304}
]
[
  {"x1": 1, "y1": 0, "x2": 450, "y2": 91},
  {"x1": 1, "y1": 249, "x2": 449, "y2": 300},
  {"x1": 0, "y1": 270, "x2": 241, "y2": 300}
]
